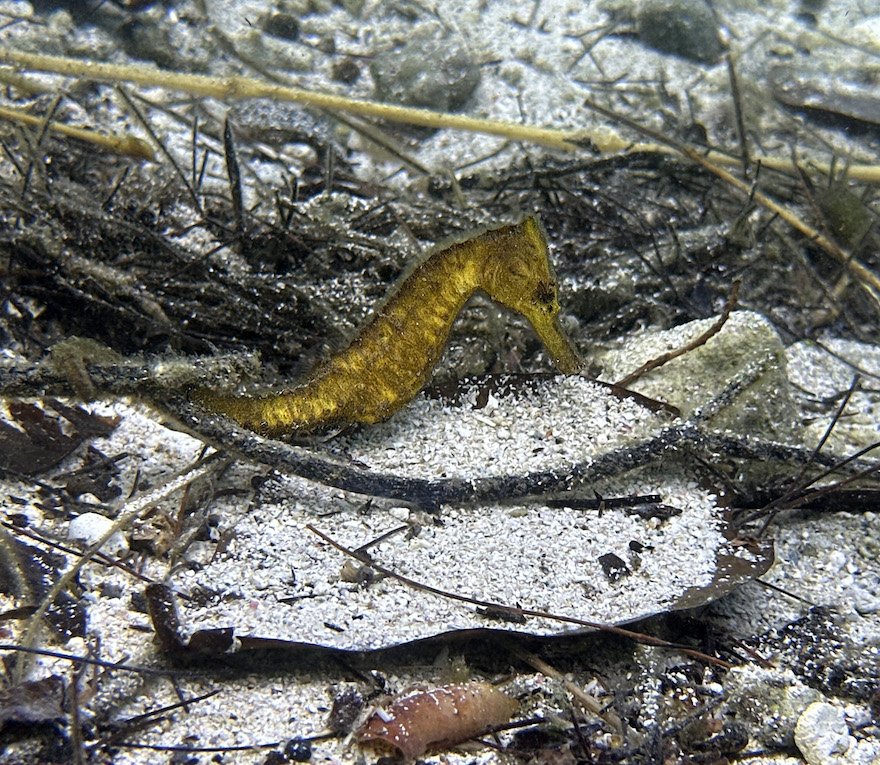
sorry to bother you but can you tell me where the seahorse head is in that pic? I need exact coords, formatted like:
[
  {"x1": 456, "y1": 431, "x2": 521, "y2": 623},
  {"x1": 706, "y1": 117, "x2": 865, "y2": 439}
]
[{"x1": 479, "y1": 217, "x2": 583, "y2": 373}]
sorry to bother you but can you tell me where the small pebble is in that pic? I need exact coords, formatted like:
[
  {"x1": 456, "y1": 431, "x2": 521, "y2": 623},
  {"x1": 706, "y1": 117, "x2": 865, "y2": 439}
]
[
  {"x1": 827, "y1": 550, "x2": 848, "y2": 571},
  {"x1": 388, "y1": 506, "x2": 410, "y2": 521},
  {"x1": 68, "y1": 512, "x2": 128, "y2": 557},
  {"x1": 794, "y1": 702, "x2": 850, "y2": 765},
  {"x1": 262, "y1": 12, "x2": 299, "y2": 41}
]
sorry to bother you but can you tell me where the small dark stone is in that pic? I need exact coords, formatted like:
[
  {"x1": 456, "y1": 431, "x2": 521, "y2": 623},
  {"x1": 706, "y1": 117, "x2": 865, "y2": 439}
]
[
  {"x1": 326, "y1": 689, "x2": 364, "y2": 734},
  {"x1": 636, "y1": 0, "x2": 725, "y2": 64},
  {"x1": 316, "y1": 36, "x2": 336, "y2": 54},
  {"x1": 598, "y1": 552, "x2": 631, "y2": 582},
  {"x1": 511, "y1": 724, "x2": 570, "y2": 753},
  {"x1": 371, "y1": 36, "x2": 480, "y2": 112},
  {"x1": 795, "y1": 10, "x2": 818, "y2": 26},
  {"x1": 99, "y1": 582, "x2": 124, "y2": 598},
  {"x1": 119, "y1": 18, "x2": 181, "y2": 71},
  {"x1": 332, "y1": 58, "x2": 361, "y2": 84},
  {"x1": 427, "y1": 175, "x2": 455, "y2": 198},
  {"x1": 711, "y1": 721, "x2": 750, "y2": 755},
  {"x1": 169, "y1": 753, "x2": 198, "y2": 765},
  {"x1": 815, "y1": 185, "x2": 874, "y2": 248},
  {"x1": 282, "y1": 736, "x2": 312, "y2": 761},
  {"x1": 263, "y1": 13, "x2": 299, "y2": 42},
  {"x1": 129, "y1": 590, "x2": 149, "y2": 614},
  {"x1": 681, "y1": 717, "x2": 750, "y2": 755}
]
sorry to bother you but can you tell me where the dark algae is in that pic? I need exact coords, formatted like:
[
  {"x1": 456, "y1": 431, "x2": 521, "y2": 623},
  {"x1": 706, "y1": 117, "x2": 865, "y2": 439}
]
[{"x1": 193, "y1": 218, "x2": 582, "y2": 437}]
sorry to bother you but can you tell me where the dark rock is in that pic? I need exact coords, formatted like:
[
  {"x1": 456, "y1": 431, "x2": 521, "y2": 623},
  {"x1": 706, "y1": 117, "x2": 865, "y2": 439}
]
[
  {"x1": 283, "y1": 736, "x2": 312, "y2": 761},
  {"x1": 371, "y1": 35, "x2": 480, "y2": 112},
  {"x1": 332, "y1": 58, "x2": 361, "y2": 84},
  {"x1": 636, "y1": 0, "x2": 725, "y2": 64},
  {"x1": 263, "y1": 13, "x2": 300, "y2": 41},
  {"x1": 598, "y1": 552, "x2": 631, "y2": 582}
]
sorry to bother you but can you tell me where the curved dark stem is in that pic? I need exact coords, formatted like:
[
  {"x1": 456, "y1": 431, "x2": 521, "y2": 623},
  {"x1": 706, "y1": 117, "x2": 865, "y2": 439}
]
[{"x1": 2, "y1": 357, "x2": 875, "y2": 509}]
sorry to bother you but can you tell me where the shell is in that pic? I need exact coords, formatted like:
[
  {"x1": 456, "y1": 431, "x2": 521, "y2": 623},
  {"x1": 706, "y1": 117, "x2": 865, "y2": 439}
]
[{"x1": 358, "y1": 681, "x2": 518, "y2": 760}]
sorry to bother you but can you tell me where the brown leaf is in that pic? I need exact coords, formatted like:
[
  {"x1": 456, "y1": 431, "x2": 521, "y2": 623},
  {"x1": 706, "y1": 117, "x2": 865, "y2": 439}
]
[{"x1": 0, "y1": 676, "x2": 66, "y2": 727}]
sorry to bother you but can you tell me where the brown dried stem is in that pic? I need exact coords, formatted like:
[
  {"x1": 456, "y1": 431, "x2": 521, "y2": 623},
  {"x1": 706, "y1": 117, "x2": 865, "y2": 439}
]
[
  {"x1": 504, "y1": 643, "x2": 623, "y2": 734},
  {"x1": 582, "y1": 98, "x2": 880, "y2": 307},
  {"x1": 615, "y1": 279, "x2": 741, "y2": 388}
]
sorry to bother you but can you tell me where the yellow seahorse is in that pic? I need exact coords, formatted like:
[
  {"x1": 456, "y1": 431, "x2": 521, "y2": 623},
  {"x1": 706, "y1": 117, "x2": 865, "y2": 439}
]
[{"x1": 192, "y1": 217, "x2": 582, "y2": 437}]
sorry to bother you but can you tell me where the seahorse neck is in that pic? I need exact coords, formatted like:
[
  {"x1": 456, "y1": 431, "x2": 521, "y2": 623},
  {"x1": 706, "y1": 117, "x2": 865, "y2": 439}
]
[{"x1": 410, "y1": 235, "x2": 487, "y2": 307}]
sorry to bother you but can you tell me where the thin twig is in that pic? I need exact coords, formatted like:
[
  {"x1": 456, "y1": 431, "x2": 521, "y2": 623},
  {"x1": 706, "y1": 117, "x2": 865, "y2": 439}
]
[
  {"x1": 725, "y1": 53, "x2": 750, "y2": 176},
  {"x1": 504, "y1": 643, "x2": 622, "y2": 734},
  {"x1": 116, "y1": 86, "x2": 202, "y2": 213},
  {"x1": 762, "y1": 374, "x2": 859, "y2": 514},
  {"x1": 735, "y1": 439, "x2": 880, "y2": 528},
  {"x1": 109, "y1": 741, "x2": 281, "y2": 754},
  {"x1": 0, "y1": 644, "x2": 189, "y2": 677},
  {"x1": 582, "y1": 98, "x2": 880, "y2": 305},
  {"x1": 19, "y1": 90, "x2": 62, "y2": 199},
  {"x1": 70, "y1": 659, "x2": 86, "y2": 765},
  {"x1": 1, "y1": 520, "x2": 171, "y2": 590},
  {"x1": 100, "y1": 690, "x2": 223, "y2": 747},
  {"x1": 223, "y1": 117, "x2": 243, "y2": 235},
  {"x1": 0, "y1": 49, "x2": 582, "y2": 151}
]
